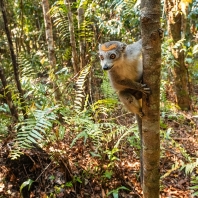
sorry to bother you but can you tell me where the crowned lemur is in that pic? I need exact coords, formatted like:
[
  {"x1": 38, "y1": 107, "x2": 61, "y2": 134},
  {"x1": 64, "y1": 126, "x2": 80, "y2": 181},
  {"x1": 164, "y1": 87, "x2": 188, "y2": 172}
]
[{"x1": 98, "y1": 39, "x2": 150, "y2": 118}]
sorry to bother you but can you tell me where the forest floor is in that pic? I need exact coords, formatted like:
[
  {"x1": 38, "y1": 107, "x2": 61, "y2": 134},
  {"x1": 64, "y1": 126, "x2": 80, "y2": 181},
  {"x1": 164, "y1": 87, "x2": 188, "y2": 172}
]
[{"x1": 0, "y1": 101, "x2": 198, "y2": 197}]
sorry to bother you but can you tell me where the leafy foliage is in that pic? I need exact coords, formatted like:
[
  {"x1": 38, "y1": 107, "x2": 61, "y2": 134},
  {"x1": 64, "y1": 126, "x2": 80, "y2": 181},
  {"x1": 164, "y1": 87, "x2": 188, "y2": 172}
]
[
  {"x1": 0, "y1": 0, "x2": 198, "y2": 197},
  {"x1": 50, "y1": 1, "x2": 70, "y2": 42},
  {"x1": 18, "y1": 52, "x2": 43, "y2": 78},
  {"x1": 181, "y1": 158, "x2": 198, "y2": 175},
  {"x1": 190, "y1": 175, "x2": 198, "y2": 196},
  {"x1": 107, "y1": 186, "x2": 130, "y2": 198},
  {"x1": 10, "y1": 106, "x2": 59, "y2": 159},
  {"x1": 74, "y1": 64, "x2": 91, "y2": 111},
  {"x1": 20, "y1": 179, "x2": 35, "y2": 194},
  {"x1": 65, "y1": 104, "x2": 139, "y2": 166}
]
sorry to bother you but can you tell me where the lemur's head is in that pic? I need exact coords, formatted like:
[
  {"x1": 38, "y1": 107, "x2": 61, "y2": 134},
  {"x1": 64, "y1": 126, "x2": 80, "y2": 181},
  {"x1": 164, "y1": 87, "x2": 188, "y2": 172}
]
[{"x1": 98, "y1": 41, "x2": 126, "y2": 71}]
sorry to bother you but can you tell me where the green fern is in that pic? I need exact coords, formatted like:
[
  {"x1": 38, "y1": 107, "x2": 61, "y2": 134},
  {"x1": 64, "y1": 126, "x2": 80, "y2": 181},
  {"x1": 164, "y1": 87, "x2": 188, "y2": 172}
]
[
  {"x1": 18, "y1": 53, "x2": 35, "y2": 78},
  {"x1": 10, "y1": 106, "x2": 58, "y2": 159},
  {"x1": 190, "y1": 175, "x2": 198, "y2": 196},
  {"x1": 69, "y1": 112, "x2": 136, "y2": 153},
  {"x1": 18, "y1": 53, "x2": 42, "y2": 78},
  {"x1": 78, "y1": 20, "x2": 94, "y2": 43},
  {"x1": 51, "y1": 0, "x2": 95, "y2": 52},
  {"x1": 181, "y1": 159, "x2": 198, "y2": 175},
  {"x1": 9, "y1": 148, "x2": 24, "y2": 160},
  {"x1": 74, "y1": 64, "x2": 91, "y2": 111},
  {"x1": 50, "y1": 1, "x2": 70, "y2": 42},
  {"x1": 71, "y1": 130, "x2": 89, "y2": 147}
]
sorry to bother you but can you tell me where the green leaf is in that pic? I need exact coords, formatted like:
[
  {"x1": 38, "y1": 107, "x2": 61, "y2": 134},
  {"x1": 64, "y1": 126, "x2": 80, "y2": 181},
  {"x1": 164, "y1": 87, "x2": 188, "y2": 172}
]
[
  {"x1": 20, "y1": 179, "x2": 34, "y2": 193},
  {"x1": 90, "y1": 152, "x2": 101, "y2": 158},
  {"x1": 108, "y1": 186, "x2": 130, "y2": 197},
  {"x1": 27, "y1": 136, "x2": 37, "y2": 144},
  {"x1": 103, "y1": 170, "x2": 113, "y2": 179},
  {"x1": 31, "y1": 129, "x2": 43, "y2": 139},
  {"x1": 65, "y1": 181, "x2": 73, "y2": 187},
  {"x1": 70, "y1": 131, "x2": 88, "y2": 147},
  {"x1": 112, "y1": 191, "x2": 119, "y2": 198},
  {"x1": 34, "y1": 126, "x2": 46, "y2": 134},
  {"x1": 190, "y1": 185, "x2": 198, "y2": 190},
  {"x1": 192, "y1": 191, "x2": 198, "y2": 196}
]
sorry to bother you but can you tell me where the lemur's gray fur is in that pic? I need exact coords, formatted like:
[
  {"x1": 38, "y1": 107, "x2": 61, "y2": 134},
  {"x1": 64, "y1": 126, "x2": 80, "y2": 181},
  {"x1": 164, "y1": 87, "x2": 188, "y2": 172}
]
[{"x1": 98, "y1": 39, "x2": 150, "y2": 117}]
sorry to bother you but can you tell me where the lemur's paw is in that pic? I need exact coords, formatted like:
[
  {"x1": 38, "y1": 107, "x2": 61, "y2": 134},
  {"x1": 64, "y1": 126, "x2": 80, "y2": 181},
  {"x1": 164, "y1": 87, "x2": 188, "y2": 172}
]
[
  {"x1": 143, "y1": 88, "x2": 151, "y2": 95},
  {"x1": 141, "y1": 84, "x2": 151, "y2": 95},
  {"x1": 138, "y1": 111, "x2": 144, "y2": 118}
]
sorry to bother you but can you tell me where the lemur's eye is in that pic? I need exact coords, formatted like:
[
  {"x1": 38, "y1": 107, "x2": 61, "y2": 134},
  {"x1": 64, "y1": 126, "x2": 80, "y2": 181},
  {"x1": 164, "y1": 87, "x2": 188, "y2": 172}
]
[
  {"x1": 99, "y1": 55, "x2": 104, "y2": 60},
  {"x1": 110, "y1": 54, "x2": 116, "y2": 59}
]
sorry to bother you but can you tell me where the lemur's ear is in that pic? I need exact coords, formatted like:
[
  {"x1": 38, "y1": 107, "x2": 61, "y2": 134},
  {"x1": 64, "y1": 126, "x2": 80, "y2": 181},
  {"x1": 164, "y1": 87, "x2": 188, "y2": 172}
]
[
  {"x1": 98, "y1": 44, "x2": 101, "y2": 50},
  {"x1": 121, "y1": 43, "x2": 127, "y2": 51}
]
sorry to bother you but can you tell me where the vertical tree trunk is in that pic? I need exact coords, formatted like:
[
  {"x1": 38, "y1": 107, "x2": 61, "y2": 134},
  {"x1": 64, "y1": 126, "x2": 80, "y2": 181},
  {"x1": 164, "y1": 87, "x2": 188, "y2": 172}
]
[
  {"x1": 165, "y1": 0, "x2": 190, "y2": 110},
  {"x1": 0, "y1": 0, "x2": 27, "y2": 119},
  {"x1": 78, "y1": 7, "x2": 86, "y2": 70},
  {"x1": 140, "y1": 0, "x2": 161, "y2": 197},
  {"x1": 64, "y1": 0, "x2": 79, "y2": 74},
  {"x1": 42, "y1": 0, "x2": 61, "y2": 101},
  {"x1": 0, "y1": 65, "x2": 18, "y2": 122}
]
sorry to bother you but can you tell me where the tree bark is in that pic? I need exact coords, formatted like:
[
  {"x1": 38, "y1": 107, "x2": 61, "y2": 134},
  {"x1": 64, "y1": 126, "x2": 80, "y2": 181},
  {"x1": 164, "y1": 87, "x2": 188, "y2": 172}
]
[
  {"x1": 140, "y1": 0, "x2": 161, "y2": 197},
  {"x1": 0, "y1": 0, "x2": 27, "y2": 119},
  {"x1": 165, "y1": 0, "x2": 190, "y2": 110},
  {"x1": 0, "y1": 65, "x2": 18, "y2": 122},
  {"x1": 64, "y1": 0, "x2": 79, "y2": 74},
  {"x1": 78, "y1": 7, "x2": 86, "y2": 70},
  {"x1": 42, "y1": 0, "x2": 61, "y2": 101}
]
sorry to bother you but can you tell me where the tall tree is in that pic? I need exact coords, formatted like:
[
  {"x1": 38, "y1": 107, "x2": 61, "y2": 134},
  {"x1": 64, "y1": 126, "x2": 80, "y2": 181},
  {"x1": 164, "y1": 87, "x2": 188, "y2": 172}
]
[
  {"x1": 0, "y1": 0, "x2": 27, "y2": 119},
  {"x1": 78, "y1": 7, "x2": 86, "y2": 70},
  {"x1": 0, "y1": 65, "x2": 18, "y2": 123},
  {"x1": 64, "y1": 0, "x2": 79, "y2": 74},
  {"x1": 165, "y1": 0, "x2": 190, "y2": 110},
  {"x1": 140, "y1": 0, "x2": 161, "y2": 197},
  {"x1": 42, "y1": 0, "x2": 61, "y2": 101}
]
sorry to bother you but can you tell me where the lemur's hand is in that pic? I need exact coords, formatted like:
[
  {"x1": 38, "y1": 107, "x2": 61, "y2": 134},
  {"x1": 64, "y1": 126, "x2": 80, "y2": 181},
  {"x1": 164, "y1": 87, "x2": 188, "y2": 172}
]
[{"x1": 141, "y1": 84, "x2": 151, "y2": 95}]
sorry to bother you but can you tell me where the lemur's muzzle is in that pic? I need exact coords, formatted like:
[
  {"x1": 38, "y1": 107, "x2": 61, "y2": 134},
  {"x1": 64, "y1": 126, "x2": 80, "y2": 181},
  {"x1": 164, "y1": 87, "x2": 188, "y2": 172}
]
[{"x1": 102, "y1": 64, "x2": 113, "y2": 70}]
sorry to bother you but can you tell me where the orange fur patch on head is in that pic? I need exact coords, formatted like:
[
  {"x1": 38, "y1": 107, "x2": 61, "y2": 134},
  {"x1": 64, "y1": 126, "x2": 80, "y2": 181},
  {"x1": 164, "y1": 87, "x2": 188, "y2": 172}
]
[{"x1": 101, "y1": 44, "x2": 117, "y2": 51}]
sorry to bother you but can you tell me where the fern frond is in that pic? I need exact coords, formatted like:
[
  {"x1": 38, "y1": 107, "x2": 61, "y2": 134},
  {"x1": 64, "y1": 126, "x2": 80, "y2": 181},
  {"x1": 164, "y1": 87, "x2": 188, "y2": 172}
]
[
  {"x1": 181, "y1": 158, "x2": 198, "y2": 175},
  {"x1": 50, "y1": 1, "x2": 70, "y2": 42},
  {"x1": 74, "y1": 64, "x2": 91, "y2": 111},
  {"x1": 70, "y1": 114, "x2": 136, "y2": 153},
  {"x1": 78, "y1": 20, "x2": 94, "y2": 43},
  {"x1": 114, "y1": 125, "x2": 135, "y2": 148},
  {"x1": 9, "y1": 148, "x2": 24, "y2": 160},
  {"x1": 70, "y1": 131, "x2": 89, "y2": 147},
  {"x1": 18, "y1": 53, "x2": 41, "y2": 78},
  {"x1": 14, "y1": 106, "x2": 58, "y2": 152}
]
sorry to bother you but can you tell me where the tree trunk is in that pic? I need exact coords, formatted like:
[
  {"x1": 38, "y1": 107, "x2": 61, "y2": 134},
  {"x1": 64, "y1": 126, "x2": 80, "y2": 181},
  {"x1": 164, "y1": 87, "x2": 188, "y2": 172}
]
[
  {"x1": 64, "y1": 0, "x2": 79, "y2": 74},
  {"x1": 0, "y1": 0, "x2": 27, "y2": 119},
  {"x1": 78, "y1": 7, "x2": 86, "y2": 70},
  {"x1": 0, "y1": 65, "x2": 18, "y2": 122},
  {"x1": 42, "y1": 0, "x2": 61, "y2": 101},
  {"x1": 165, "y1": 0, "x2": 190, "y2": 110},
  {"x1": 140, "y1": 0, "x2": 161, "y2": 197}
]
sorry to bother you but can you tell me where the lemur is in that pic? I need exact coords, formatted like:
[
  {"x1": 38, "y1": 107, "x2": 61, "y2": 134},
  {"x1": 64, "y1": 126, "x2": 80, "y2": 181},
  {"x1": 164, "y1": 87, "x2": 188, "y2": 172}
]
[{"x1": 98, "y1": 39, "x2": 150, "y2": 118}]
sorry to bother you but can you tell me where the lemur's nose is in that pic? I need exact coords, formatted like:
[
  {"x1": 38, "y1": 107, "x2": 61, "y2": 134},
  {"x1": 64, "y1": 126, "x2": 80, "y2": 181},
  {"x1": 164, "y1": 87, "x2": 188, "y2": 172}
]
[
  {"x1": 103, "y1": 64, "x2": 109, "y2": 70},
  {"x1": 103, "y1": 64, "x2": 113, "y2": 70}
]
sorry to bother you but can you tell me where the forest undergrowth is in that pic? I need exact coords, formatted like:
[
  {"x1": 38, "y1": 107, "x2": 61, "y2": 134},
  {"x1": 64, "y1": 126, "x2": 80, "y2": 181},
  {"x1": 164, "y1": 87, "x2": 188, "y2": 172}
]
[
  {"x1": 0, "y1": 86, "x2": 198, "y2": 198},
  {"x1": 1, "y1": 0, "x2": 198, "y2": 197}
]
